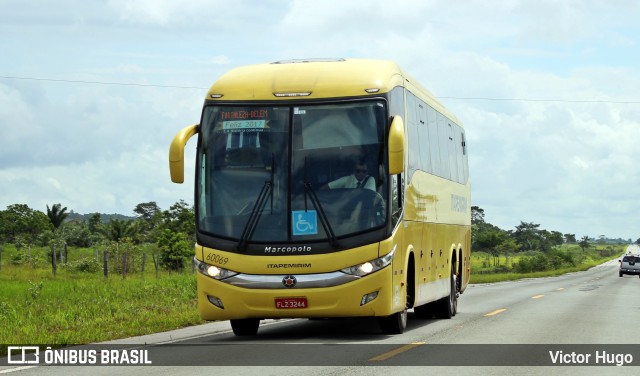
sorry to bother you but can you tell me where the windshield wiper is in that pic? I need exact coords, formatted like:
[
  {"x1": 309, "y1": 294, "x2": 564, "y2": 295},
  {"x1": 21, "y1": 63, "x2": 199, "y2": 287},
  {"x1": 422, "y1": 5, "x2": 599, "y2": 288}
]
[
  {"x1": 237, "y1": 155, "x2": 275, "y2": 252},
  {"x1": 303, "y1": 157, "x2": 339, "y2": 248}
]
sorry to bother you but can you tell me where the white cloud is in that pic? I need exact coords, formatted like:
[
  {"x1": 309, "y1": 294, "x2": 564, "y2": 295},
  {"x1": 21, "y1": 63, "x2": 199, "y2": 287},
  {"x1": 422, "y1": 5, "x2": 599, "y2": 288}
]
[
  {"x1": 0, "y1": 84, "x2": 37, "y2": 144},
  {"x1": 46, "y1": 177, "x2": 63, "y2": 191},
  {"x1": 0, "y1": 145, "x2": 196, "y2": 215},
  {"x1": 106, "y1": 0, "x2": 283, "y2": 30},
  {"x1": 204, "y1": 56, "x2": 232, "y2": 66},
  {"x1": 106, "y1": 0, "x2": 205, "y2": 25}
]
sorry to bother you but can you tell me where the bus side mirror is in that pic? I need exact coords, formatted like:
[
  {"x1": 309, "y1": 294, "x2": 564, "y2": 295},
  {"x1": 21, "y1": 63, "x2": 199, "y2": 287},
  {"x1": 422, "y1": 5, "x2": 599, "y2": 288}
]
[
  {"x1": 169, "y1": 124, "x2": 199, "y2": 183},
  {"x1": 388, "y1": 116, "x2": 405, "y2": 175}
]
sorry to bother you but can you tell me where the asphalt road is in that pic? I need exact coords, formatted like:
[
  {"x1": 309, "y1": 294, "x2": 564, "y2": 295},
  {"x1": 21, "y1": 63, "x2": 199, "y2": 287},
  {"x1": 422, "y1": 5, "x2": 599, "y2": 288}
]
[{"x1": 2, "y1": 246, "x2": 639, "y2": 375}]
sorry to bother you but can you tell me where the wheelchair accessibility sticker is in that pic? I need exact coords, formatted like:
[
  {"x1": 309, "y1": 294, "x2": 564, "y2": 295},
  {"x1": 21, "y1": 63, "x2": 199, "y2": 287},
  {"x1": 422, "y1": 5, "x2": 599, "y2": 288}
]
[{"x1": 292, "y1": 210, "x2": 318, "y2": 236}]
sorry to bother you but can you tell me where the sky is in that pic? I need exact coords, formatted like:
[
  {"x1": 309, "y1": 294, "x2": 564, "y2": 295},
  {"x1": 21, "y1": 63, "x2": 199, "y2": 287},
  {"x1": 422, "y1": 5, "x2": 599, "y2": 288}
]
[{"x1": 1, "y1": 0, "x2": 639, "y2": 240}]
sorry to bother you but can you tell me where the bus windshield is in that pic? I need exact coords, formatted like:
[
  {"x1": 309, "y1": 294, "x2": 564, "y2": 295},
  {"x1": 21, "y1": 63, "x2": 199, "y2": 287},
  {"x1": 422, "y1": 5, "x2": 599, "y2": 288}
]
[{"x1": 197, "y1": 101, "x2": 388, "y2": 246}]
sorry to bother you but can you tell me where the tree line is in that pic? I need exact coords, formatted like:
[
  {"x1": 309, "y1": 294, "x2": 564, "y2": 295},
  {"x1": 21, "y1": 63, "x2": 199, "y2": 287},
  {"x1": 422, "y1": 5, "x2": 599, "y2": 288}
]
[
  {"x1": 0, "y1": 201, "x2": 195, "y2": 271},
  {"x1": 2, "y1": 202, "x2": 634, "y2": 274},
  {"x1": 471, "y1": 206, "x2": 634, "y2": 273}
]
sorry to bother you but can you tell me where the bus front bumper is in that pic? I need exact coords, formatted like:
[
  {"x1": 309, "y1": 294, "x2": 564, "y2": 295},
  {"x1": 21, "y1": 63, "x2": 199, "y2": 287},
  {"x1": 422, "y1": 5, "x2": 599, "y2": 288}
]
[{"x1": 196, "y1": 266, "x2": 398, "y2": 321}]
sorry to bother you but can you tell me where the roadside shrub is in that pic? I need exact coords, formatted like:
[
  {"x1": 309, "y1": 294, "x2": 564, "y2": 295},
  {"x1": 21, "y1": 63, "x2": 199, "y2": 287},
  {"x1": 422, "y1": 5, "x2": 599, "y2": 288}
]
[
  {"x1": 515, "y1": 253, "x2": 549, "y2": 273},
  {"x1": 493, "y1": 265, "x2": 510, "y2": 273},
  {"x1": 548, "y1": 249, "x2": 577, "y2": 267},
  {"x1": 599, "y1": 247, "x2": 617, "y2": 258},
  {"x1": 0, "y1": 300, "x2": 16, "y2": 321},
  {"x1": 27, "y1": 280, "x2": 44, "y2": 301},
  {"x1": 102, "y1": 239, "x2": 143, "y2": 275},
  {"x1": 514, "y1": 248, "x2": 583, "y2": 273},
  {"x1": 10, "y1": 249, "x2": 47, "y2": 268},
  {"x1": 68, "y1": 258, "x2": 102, "y2": 273},
  {"x1": 157, "y1": 230, "x2": 192, "y2": 271}
]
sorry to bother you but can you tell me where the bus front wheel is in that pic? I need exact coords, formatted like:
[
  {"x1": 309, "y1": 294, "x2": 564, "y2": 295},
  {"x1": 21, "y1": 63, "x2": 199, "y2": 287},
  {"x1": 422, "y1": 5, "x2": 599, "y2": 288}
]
[
  {"x1": 230, "y1": 318, "x2": 260, "y2": 336},
  {"x1": 379, "y1": 307, "x2": 407, "y2": 334}
]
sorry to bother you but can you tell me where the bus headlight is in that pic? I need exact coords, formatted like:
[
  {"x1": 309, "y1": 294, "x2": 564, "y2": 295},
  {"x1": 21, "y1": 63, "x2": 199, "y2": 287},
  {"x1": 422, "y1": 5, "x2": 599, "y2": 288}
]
[
  {"x1": 194, "y1": 257, "x2": 238, "y2": 280},
  {"x1": 341, "y1": 249, "x2": 395, "y2": 277}
]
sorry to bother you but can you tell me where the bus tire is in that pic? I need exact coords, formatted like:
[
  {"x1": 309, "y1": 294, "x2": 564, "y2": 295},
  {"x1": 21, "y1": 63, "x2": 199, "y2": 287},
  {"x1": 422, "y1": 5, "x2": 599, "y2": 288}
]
[
  {"x1": 435, "y1": 265, "x2": 458, "y2": 319},
  {"x1": 230, "y1": 318, "x2": 260, "y2": 336},
  {"x1": 379, "y1": 307, "x2": 407, "y2": 334}
]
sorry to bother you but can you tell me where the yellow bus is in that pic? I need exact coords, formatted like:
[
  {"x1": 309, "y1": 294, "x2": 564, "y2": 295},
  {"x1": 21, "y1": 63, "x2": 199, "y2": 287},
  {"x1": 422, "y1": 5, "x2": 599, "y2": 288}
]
[{"x1": 169, "y1": 58, "x2": 471, "y2": 336}]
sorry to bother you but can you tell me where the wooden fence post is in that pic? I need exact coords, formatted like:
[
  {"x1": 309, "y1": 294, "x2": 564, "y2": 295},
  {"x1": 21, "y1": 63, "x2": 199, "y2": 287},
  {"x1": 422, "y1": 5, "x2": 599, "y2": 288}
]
[
  {"x1": 103, "y1": 249, "x2": 109, "y2": 278},
  {"x1": 152, "y1": 253, "x2": 159, "y2": 278},
  {"x1": 141, "y1": 253, "x2": 146, "y2": 274},
  {"x1": 122, "y1": 252, "x2": 127, "y2": 280},
  {"x1": 0, "y1": 243, "x2": 3, "y2": 272},
  {"x1": 51, "y1": 245, "x2": 57, "y2": 277}
]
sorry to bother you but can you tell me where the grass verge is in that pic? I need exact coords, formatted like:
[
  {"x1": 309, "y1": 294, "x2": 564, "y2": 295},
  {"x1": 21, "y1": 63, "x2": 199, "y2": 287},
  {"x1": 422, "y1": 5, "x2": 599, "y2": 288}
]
[
  {"x1": 0, "y1": 268, "x2": 203, "y2": 346},
  {"x1": 468, "y1": 245, "x2": 623, "y2": 284},
  {"x1": 469, "y1": 256, "x2": 618, "y2": 284}
]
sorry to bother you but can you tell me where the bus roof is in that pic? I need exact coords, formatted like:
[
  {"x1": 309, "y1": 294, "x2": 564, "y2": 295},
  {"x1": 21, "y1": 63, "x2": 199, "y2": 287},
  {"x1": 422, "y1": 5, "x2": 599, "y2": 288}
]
[{"x1": 206, "y1": 58, "x2": 460, "y2": 125}]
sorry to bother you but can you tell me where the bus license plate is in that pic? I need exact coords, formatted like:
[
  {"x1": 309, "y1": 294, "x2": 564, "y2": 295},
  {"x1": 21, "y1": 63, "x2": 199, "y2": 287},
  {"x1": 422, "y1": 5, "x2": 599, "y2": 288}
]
[{"x1": 275, "y1": 297, "x2": 308, "y2": 309}]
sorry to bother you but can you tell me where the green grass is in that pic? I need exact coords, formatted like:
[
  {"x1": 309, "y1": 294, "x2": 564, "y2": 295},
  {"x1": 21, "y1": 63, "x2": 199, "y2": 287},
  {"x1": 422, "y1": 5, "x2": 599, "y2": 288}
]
[
  {"x1": 469, "y1": 260, "x2": 614, "y2": 284},
  {"x1": 0, "y1": 246, "x2": 203, "y2": 345}
]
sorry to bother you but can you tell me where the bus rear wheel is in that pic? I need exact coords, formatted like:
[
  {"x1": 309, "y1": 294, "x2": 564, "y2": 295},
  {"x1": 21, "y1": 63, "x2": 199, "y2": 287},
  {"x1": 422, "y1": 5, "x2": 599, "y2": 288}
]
[
  {"x1": 435, "y1": 266, "x2": 458, "y2": 319},
  {"x1": 230, "y1": 318, "x2": 260, "y2": 336}
]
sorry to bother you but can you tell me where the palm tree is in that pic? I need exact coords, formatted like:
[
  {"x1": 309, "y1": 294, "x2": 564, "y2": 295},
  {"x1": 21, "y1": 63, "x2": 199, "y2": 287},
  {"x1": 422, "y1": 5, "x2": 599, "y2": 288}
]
[
  {"x1": 105, "y1": 219, "x2": 137, "y2": 242},
  {"x1": 46, "y1": 203, "x2": 69, "y2": 230},
  {"x1": 578, "y1": 236, "x2": 591, "y2": 252}
]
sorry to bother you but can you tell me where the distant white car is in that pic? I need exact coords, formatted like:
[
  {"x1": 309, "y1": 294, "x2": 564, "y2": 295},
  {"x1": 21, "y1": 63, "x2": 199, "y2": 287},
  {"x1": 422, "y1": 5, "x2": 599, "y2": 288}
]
[{"x1": 619, "y1": 254, "x2": 640, "y2": 277}]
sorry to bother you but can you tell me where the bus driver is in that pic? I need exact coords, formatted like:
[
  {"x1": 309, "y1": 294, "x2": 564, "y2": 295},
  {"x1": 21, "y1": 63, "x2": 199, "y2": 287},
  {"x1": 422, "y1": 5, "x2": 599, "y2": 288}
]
[{"x1": 321, "y1": 159, "x2": 376, "y2": 191}]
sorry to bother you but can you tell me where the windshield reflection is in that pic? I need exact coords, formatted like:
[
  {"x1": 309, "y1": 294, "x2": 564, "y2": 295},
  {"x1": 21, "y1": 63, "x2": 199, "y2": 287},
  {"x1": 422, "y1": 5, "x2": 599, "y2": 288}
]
[{"x1": 197, "y1": 101, "x2": 387, "y2": 246}]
